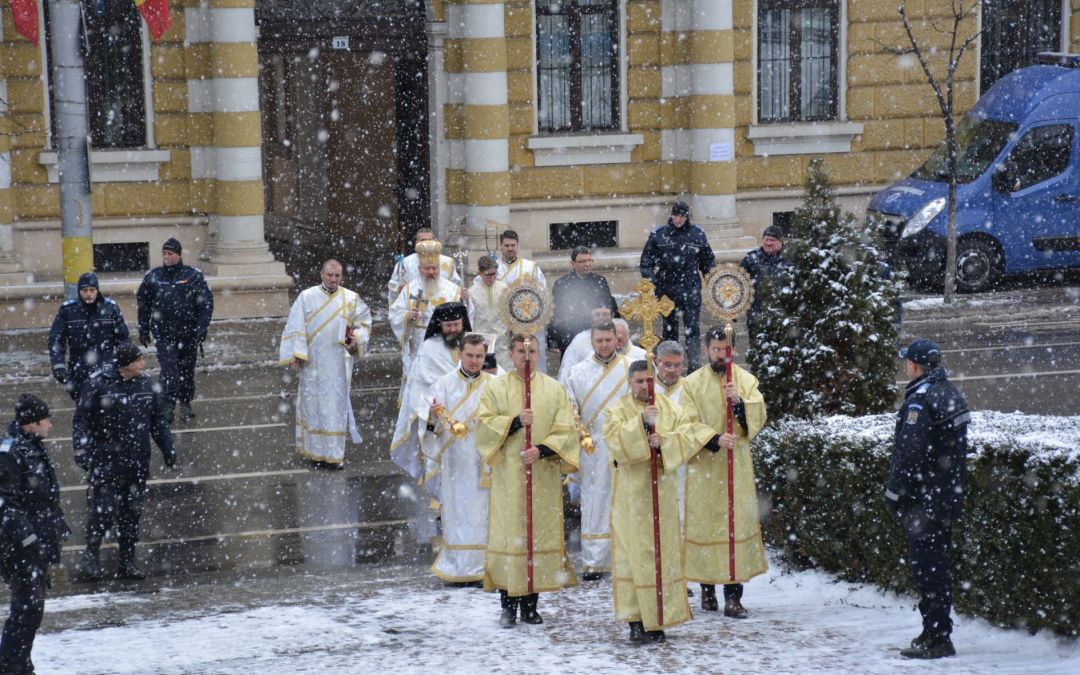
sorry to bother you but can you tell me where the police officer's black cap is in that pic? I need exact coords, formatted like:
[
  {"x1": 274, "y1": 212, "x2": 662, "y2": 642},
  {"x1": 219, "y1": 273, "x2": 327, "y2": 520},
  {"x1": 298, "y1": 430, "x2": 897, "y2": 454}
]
[
  {"x1": 671, "y1": 200, "x2": 690, "y2": 217},
  {"x1": 15, "y1": 394, "x2": 50, "y2": 425},
  {"x1": 162, "y1": 237, "x2": 182, "y2": 254},
  {"x1": 763, "y1": 225, "x2": 783, "y2": 240},
  {"x1": 899, "y1": 338, "x2": 942, "y2": 366},
  {"x1": 115, "y1": 342, "x2": 143, "y2": 368},
  {"x1": 77, "y1": 272, "x2": 99, "y2": 290}
]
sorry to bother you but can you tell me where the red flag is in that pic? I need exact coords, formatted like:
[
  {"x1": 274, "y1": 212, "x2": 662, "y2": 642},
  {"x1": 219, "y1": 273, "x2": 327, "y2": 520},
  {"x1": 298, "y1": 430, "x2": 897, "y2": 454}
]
[
  {"x1": 12, "y1": 0, "x2": 39, "y2": 46},
  {"x1": 135, "y1": 0, "x2": 172, "y2": 41}
]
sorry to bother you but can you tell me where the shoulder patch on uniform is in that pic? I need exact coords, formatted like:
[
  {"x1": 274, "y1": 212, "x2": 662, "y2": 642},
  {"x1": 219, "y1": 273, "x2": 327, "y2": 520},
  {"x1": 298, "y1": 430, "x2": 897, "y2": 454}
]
[
  {"x1": 62, "y1": 299, "x2": 76, "y2": 306},
  {"x1": 905, "y1": 403, "x2": 923, "y2": 425},
  {"x1": 191, "y1": 267, "x2": 203, "y2": 274},
  {"x1": 0, "y1": 438, "x2": 12, "y2": 453},
  {"x1": 915, "y1": 382, "x2": 931, "y2": 395},
  {"x1": 105, "y1": 298, "x2": 116, "y2": 305}
]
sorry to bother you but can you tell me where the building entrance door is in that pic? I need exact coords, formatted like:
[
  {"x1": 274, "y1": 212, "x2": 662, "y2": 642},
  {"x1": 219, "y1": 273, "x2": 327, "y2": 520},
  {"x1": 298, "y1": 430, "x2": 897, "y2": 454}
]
[{"x1": 258, "y1": 8, "x2": 428, "y2": 296}]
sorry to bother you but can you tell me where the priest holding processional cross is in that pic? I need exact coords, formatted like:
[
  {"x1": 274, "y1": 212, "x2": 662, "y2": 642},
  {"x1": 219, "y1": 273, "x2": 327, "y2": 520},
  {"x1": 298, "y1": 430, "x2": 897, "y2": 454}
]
[
  {"x1": 476, "y1": 276, "x2": 579, "y2": 628},
  {"x1": 679, "y1": 264, "x2": 769, "y2": 619},
  {"x1": 603, "y1": 278, "x2": 715, "y2": 642}
]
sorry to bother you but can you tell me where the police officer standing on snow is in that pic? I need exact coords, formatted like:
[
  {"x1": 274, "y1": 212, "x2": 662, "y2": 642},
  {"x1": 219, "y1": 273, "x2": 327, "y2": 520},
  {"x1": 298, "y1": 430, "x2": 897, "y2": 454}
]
[
  {"x1": 73, "y1": 342, "x2": 177, "y2": 581},
  {"x1": 136, "y1": 237, "x2": 213, "y2": 422},
  {"x1": 886, "y1": 338, "x2": 970, "y2": 659},
  {"x1": 639, "y1": 200, "x2": 716, "y2": 371},
  {"x1": 48, "y1": 272, "x2": 130, "y2": 401},
  {"x1": 0, "y1": 395, "x2": 69, "y2": 674}
]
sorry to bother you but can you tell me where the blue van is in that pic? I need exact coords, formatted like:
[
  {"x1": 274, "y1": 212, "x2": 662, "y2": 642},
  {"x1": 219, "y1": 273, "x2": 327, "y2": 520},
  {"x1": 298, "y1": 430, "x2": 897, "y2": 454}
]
[{"x1": 866, "y1": 54, "x2": 1080, "y2": 292}]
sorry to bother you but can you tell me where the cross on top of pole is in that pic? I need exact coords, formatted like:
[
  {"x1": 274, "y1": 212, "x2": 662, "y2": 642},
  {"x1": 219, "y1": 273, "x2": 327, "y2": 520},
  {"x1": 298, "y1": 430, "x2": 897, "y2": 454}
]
[{"x1": 619, "y1": 279, "x2": 675, "y2": 356}]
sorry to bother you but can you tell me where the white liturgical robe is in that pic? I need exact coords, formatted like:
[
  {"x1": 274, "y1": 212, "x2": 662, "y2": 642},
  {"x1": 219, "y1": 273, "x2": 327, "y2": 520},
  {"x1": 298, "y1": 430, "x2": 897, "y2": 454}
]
[
  {"x1": 389, "y1": 277, "x2": 466, "y2": 377},
  {"x1": 467, "y1": 277, "x2": 510, "y2": 370},
  {"x1": 418, "y1": 368, "x2": 493, "y2": 582},
  {"x1": 565, "y1": 353, "x2": 631, "y2": 573},
  {"x1": 390, "y1": 337, "x2": 459, "y2": 485},
  {"x1": 279, "y1": 285, "x2": 371, "y2": 464},
  {"x1": 387, "y1": 252, "x2": 461, "y2": 307}
]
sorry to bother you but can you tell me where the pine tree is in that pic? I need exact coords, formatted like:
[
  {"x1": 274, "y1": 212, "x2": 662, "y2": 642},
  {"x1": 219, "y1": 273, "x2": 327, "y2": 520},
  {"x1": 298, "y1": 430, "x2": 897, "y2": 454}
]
[{"x1": 748, "y1": 159, "x2": 900, "y2": 420}]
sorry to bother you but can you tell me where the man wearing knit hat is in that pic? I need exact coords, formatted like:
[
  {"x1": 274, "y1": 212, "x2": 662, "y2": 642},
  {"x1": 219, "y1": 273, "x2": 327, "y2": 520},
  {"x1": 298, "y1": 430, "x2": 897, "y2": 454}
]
[
  {"x1": 0, "y1": 394, "x2": 69, "y2": 673},
  {"x1": 48, "y1": 272, "x2": 131, "y2": 400},
  {"x1": 739, "y1": 225, "x2": 791, "y2": 343},
  {"x1": 639, "y1": 200, "x2": 717, "y2": 371},
  {"x1": 136, "y1": 237, "x2": 214, "y2": 422},
  {"x1": 73, "y1": 342, "x2": 176, "y2": 580}
]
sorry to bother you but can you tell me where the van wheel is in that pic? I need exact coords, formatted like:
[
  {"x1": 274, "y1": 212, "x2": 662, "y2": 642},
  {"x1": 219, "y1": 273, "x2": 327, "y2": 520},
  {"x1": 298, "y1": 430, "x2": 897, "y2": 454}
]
[{"x1": 955, "y1": 239, "x2": 1003, "y2": 293}]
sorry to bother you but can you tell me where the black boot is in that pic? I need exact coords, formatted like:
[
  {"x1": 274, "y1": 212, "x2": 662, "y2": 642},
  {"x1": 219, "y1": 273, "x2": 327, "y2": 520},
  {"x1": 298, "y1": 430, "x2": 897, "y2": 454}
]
[
  {"x1": 179, "y1": 401, "x2": 196, "y2": 420},
  {"x1": 118, "y1": 546, "x2": 147, "y2": 580},
  {"x1": 628, "y1": 621, "x2": 645, "y2": 642},
  {"x1": 77, "y1": 539, "x2": 103, "y2": 581},
  {"x1": 901, "y1": 635, "x2": 955, "y2": 659},
  {"x1": 910, "y1": 629, "x2": 930, "y2": 650},
  {"x1": 643, "y1": 629, "x2": 666, "y2": 643},
  {"x1": 724, "y1": 597, "x2": 749, "y2": 619},
  {"x1": 520, "y1": 593, "x2": 543, "y2": 625},
  {"x1": 700, "y1": 584, "x2": 719, "y2": 612},
  {"x1": 499, "y1": 591, "x2": 518, "y2": 628}
]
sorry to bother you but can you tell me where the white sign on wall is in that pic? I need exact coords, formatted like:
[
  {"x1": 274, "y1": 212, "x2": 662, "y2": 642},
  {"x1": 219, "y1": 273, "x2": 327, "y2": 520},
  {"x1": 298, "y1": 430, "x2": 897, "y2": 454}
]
[
  {"x1": 332, "y1": 36, "x2": 350, "y2": 50},
  {"x1": 708, "y1": 142, "x2": 733, "y2": 162}
]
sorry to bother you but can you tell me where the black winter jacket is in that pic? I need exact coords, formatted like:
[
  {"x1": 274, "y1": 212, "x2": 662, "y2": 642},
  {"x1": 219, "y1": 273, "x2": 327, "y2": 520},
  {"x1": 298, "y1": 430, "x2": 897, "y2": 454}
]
[
  {"x1": 136, "y1": 262, "x2": 213, "y2": 343},
  {"x1": 73, "y1": 366, "x2": 176, "y2": 483},
  {"x1": 639, "y1": 220, "x2": 716, "y2": 299},
  {"x1": 48, "y1": 295, "x2": 130, "y2": 384},
  {"x1": 0, "y1": 421, "x2": 69, "y2": 575},
  {"x1": 886, "y1": 368, "x2": 971, "y2": 523}
]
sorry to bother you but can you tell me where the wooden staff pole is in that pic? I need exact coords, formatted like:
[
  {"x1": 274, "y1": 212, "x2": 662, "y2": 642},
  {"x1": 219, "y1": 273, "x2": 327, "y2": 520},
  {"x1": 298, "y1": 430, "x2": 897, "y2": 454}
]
[
  {"x1": 523, "y1": 336, "x2": 534, "y2": 595},
  {"x1": 723, "y1": 322, "x2": 736, "y2": 583}
]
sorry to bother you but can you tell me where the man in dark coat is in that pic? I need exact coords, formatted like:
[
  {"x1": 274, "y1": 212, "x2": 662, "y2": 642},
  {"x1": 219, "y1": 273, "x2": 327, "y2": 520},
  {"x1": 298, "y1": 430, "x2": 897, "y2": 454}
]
[
  {"x1": 739, "y1": 225, "x2": 791, "y2": 340},
  {"x1": 0, "y1": 395, "x2": 69, "y2": 674},
  {"x1": 73, "y1": 342, "x2": 177, "y2": 581},
  {"x1": 886, "y1": 338, "x2": 970, "y2": 659},
  {"x1": 547, "y1": 246, "x2": 619, "y2": 355},
  {"x1": 48, "y1": 272, "x2": 130, "y2": 400},
  {"x1": 639, "y1": 200, "x2": 716, "y2": 370},
  {"x1": 136, "y1": 237, "x2": 213, "y2": 421}
]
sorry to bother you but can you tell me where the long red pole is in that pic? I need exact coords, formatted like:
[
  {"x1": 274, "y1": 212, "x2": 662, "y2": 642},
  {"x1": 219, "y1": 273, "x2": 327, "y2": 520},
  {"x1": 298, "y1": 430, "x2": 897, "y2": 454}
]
[
  {"x1": 724, "y1": 345, "x2": 736, "y2": 583},
  {"x1": 646, "y1": 357, "x2": 664, "y2": 626},
  {"x1": 524, "y1": 339, "x2": 534, "y2": 595}
]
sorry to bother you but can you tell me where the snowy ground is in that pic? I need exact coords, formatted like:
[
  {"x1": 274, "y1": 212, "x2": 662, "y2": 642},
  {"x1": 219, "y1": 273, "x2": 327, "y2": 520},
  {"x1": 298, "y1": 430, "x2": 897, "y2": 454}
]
[{"x1": 34, "y1": 552, "x2": 1080, "y2": 674}]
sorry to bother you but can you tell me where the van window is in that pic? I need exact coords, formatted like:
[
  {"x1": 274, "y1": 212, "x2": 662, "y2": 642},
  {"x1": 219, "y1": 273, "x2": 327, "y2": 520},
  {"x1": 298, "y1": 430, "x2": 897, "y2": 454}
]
[
  {"x1": 912, "y1": 117, "x2": 1018, "y2": 184},
  {"x1": 1003, "y1": 124, "x2": 1074, "y2": 192}
]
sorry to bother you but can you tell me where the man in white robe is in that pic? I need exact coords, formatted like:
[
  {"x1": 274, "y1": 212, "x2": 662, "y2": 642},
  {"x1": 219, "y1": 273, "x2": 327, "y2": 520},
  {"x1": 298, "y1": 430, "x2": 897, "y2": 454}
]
[
  {"x1": 564, "y1": 321, "x2": 630, "y2": 578},
  {"x1": 615, "y1": 318, "x2": 648, "y2": 362},
  {"x1": 418, "y1": 334, "x2": 492, "y2": 584},
  {"x1": 468, "y1": 255, "x2": 510, "y2": 371},
  {"x1": 495, "y1": 229, "x2": 549, "y2": 372},
  {"x1": 390, "y1": 303, "x2": 470, "y2": 485},
  {"x1": 557, "y1": 307, "x2": 614, "y2": 385},
  {"x1": 279, "y1": 259, "x2": 371, "y2": 465},
  {"x1": 387, "y1": 227, "x2": 461, "y2": 307},
  {"x1": 390, "y1": 240, "x2": 469, "y2": 379}
]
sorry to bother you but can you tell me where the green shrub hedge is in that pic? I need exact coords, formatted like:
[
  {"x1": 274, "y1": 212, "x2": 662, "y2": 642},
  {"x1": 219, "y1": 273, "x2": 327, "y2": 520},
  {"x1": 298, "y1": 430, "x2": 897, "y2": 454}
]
[{"x1": 754, "y1": 412, "x2": 1080, "y2": 636}]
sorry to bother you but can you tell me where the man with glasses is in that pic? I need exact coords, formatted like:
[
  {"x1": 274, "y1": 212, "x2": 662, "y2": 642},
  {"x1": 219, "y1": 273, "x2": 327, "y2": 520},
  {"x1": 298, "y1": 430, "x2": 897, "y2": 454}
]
[
  {"x1": 468, "y1": 255, "x2": 510, "y2": 370},
  {"x1": 548, "y1": 246, "x2": 618, "y2": 356}
]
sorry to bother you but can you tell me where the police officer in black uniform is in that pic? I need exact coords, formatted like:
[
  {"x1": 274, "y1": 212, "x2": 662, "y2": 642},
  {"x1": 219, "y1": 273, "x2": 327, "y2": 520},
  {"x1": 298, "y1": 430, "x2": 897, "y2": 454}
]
[
  {"x1": 48, "y1": 272, "x2": 131, "y2": 401},
  {"x1": 639, "y1": 200, "x2": 716, "y2": 371},
  {"x1": 886, "y1": 338, "x2": 970, "y2": 659},
  {"x1": 136, "y1": 237, "x2": 213, "y2": 421},
  {"x1": 0, "y1": 395, "x2": 69, "y2": 674},
  {"x1": 73, "y1": 342, "x2": 177, "y2": 581},
  {"x1": 739, "y1": 225, "x2": 791, "y2": 341}
]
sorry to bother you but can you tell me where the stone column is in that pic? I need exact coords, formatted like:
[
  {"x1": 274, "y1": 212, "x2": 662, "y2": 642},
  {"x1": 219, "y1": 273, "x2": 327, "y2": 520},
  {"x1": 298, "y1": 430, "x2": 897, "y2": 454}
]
[
  {"x1": 0, "y1": 16, "x2": 22, "y2": 277},
  {"x1": 661, "y1": 0, "x2": 740, "y2": 238},
  {"x1": 445, "y1": 0, "x2": 511, "y2": 253},
  {"x1": 189, "y1": 0, "x2": 283, "y2": 275}
]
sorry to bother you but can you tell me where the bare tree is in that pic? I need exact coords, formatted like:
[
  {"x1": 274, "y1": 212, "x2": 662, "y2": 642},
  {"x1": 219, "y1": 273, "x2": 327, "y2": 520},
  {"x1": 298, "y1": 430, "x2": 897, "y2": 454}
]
[{"x1": 893, "y1": 1, "x2": 981, "y2": 303}]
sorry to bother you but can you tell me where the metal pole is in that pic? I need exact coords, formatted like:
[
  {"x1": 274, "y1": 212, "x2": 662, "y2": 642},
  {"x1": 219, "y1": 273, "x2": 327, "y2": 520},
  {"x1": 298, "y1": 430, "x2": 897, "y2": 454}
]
[{"x1": 48, "y1": 0, "x2": 92, "y2": 300}]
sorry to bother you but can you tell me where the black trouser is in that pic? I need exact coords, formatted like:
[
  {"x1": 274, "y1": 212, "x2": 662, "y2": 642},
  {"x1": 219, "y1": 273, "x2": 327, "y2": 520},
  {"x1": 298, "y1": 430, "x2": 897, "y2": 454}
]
[
  {"x1": 0, "y1": 568, "x2": 46, "y2": 674},
  {"x1": 157, "y1": 338, "x2": 199, "y2": 408},
  {"x1": 661, "y1": 297, "x2": 702, "y2": 370},
  {"x1": 86, "y1": 478, "x2": 147, "y2": 557},
  {"x1": 904, "y1": 514, "x2": 953, "y2": 639},
  {"x1": 500, "y1": 590, "x2": 538, "y2": 612}
]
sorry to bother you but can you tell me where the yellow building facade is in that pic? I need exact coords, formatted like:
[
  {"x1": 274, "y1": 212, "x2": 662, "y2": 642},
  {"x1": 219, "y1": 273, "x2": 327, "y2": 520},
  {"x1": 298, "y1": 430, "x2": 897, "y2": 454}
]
[{"x1": 2, "y1": 1, "x2": 1076, "y2": 326}]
